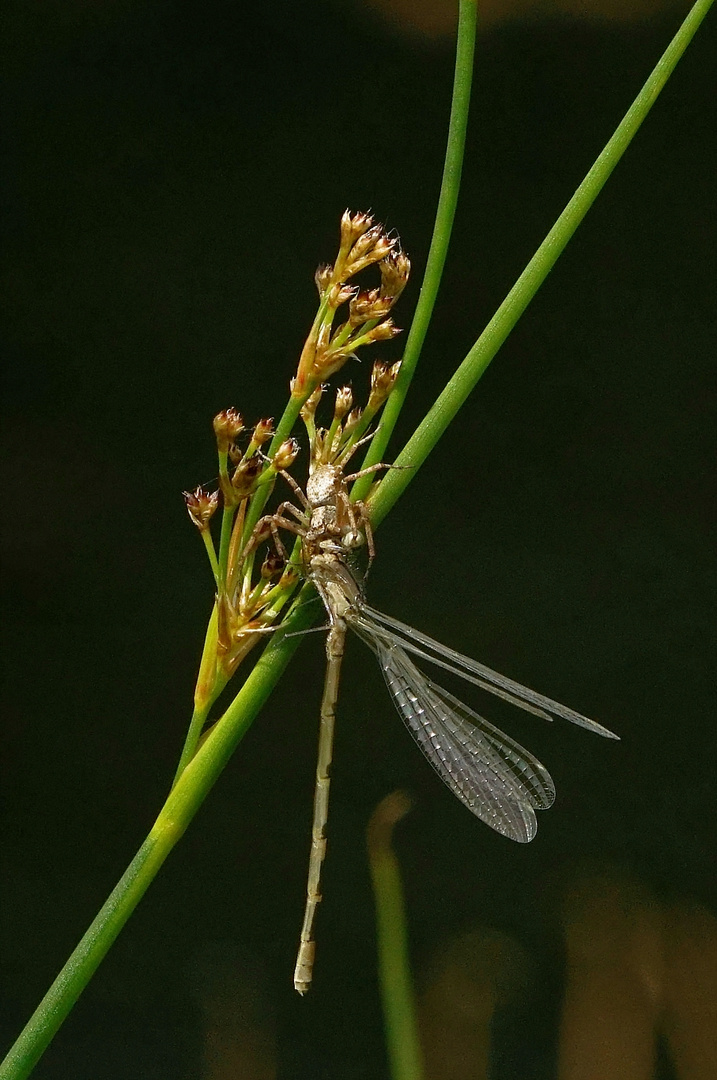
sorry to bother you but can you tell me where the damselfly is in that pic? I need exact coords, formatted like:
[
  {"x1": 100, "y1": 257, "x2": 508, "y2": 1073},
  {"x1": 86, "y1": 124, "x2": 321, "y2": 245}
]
[{"x1": 246, "y1": 450, "x2": 619, "y2": 994}]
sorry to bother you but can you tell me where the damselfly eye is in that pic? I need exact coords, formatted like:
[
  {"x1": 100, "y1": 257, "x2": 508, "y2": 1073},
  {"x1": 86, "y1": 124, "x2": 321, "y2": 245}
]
[{"x1": 342, "y1": 529, "x2": 365, "y2": 549}]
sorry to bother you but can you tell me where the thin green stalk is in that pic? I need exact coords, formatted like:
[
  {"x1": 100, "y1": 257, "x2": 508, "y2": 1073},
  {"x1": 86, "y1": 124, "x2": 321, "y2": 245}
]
[
  {"x1": 172, "y1": 602, "x2": 223, "y2": 785},
  {"x1": 200, "y1": 528, "x2": 220, "y2": 583},
  {"x1": 173, "y1": 700, "x2": 212, "y2": 787},
  {"x1": 0, "y1": 592, "x2": 313, "y2": 1080},
  {"x1": 367, "y1": 0, "x2": 715, "y2": 528},
  {"x1": 352, "y1": 0, "x2": 478, "y2": 503},
  {"x1": 217, "y1": 503, "x2": 237, "y2": 586},
  {"x1": 216, "y1": 447, "x2": 234, "y2": 586},
  {"x1": 367, "y1": 792, "x2": 423, "y2": 1080},
  {"x1": 240, "y1": 393, "x2": 304, "y2": 547}
]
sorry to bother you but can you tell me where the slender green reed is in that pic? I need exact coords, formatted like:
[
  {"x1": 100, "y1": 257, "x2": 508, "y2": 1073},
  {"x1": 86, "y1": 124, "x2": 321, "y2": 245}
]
[
  {"x1": 368, "y1": 0, "x2": 716, "y2": 527},
  {"x1": 352, "y1": 0, "x2": 478, "y2": 502},
  {"x1": 367, "y1": 792, "x2": 424, "y2": 1080}
]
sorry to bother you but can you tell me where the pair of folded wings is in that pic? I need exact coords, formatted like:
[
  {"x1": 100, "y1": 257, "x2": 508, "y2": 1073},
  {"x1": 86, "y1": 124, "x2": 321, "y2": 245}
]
[{"x1": 350, "y1": 604, "x2": 618, "y2": 844}]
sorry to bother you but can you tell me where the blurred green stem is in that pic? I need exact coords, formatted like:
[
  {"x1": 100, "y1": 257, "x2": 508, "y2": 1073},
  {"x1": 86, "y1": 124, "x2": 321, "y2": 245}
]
[
  {"x1": 368, "y1": 0, "x2": 715, "y2": 526},
  {"x1": 367, "y1": 792, "x2": 423, "y2": 1080},
  {"x1": 352, "y1": 0, "x2": 478, "y2": 501}
]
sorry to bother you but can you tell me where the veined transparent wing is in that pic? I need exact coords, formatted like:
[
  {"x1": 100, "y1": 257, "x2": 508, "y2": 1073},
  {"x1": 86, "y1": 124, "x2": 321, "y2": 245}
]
[
  {"x1": 351, "y1": 612, "x2": 555, "y2": 722},
  {"x1": 373, "y1": 637, "x2": 556, "y2": 843},
  {"x1": 358, "y1": 603, "x2": 618, "y2": 740}
]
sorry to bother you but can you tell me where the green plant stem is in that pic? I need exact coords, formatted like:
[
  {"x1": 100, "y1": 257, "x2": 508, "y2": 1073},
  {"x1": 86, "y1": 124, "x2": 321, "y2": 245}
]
[
  {"x1": 367, "y1": 792, "x2": 423, "y2": 1080},
  {"x1": 367, "y1": 0, "x2": 715, "y2": 528},
  {"x1": 200, "y1": 528, "x2": 220, "y2": 583},
  {"x1": 0, "y1": 593, "x2": 314, "y2": 1080},
  {"x1": 2, "y1": 2, "x2": 712, "y2": 1074},
  {"x1": 172, "y1": 698, "x2": 218, "y2": 789},
  {"x1": 352, "y1": 0, "x2": 478, "y2": 503},
  {"x1": 239, "y1": 394, "x2": 304, "y2": 548},
  {"x1": 217, "y1": 502, "x2": 236, "y2": 586},
  {"x1": 172, "y1": 602, "x2": 223, "y2": 785}
]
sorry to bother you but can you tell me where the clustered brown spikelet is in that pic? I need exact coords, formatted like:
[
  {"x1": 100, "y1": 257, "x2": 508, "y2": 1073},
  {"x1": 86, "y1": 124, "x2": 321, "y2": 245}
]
[
  {"x1": 184, "y1": 211, "x2": 409, "y2": 684},
  {"x1": 293, "y1": 211, "x2": 410, "y2": 397}
]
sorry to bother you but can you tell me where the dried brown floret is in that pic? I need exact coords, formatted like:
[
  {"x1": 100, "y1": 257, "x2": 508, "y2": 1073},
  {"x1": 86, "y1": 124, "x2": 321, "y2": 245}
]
[
  {"x1": 272, "y1": 438, "x2": 300, "y2": 471},
  {"x1": 334, "y1": 386, "x2": 353, "y2": 419},
  {"x1": 213, "y1": 408, "x2": 244, "y2": 453},
  {"x1": 231, "y1": 454, "x2": 263, "y2": 499},
  {"x1": 184, "y1": 487, "x2": 220, "y2": 530}
]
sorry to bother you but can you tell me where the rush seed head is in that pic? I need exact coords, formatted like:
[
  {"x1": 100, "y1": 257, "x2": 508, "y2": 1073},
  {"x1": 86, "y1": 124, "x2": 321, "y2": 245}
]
[
  {"x1": 213, "y1": 408, "x2": 244, "y2": 453},
  {"x1": 379, "y1": 250, "x2": 411, "y2": 302},
  {"x1": 184, "y1": 487, "x2": 220, "y2": 530},
  {"x1": 340, "y1": 209, "x2": 374, "y2": 248},
  {"x1": 343, "y1": 225, "x2": 396, "y2": 279},
  {"x1": 299, "y1": 384, "x2": 324, "y2": 422},
  {"x1": 314, "y1": 263, "x2": 334, "y2": 295},
  {"x1": 356, "y1": 318, "x2": 401, "y2": 345},
  {"x1": 343, "y1": 406, "x2": 363, "y2": 438},
  {"x1": 231, "y1": 454, "x2": 263, "y2": 498},
  {"x1": 368, "y1": 359, "x2": 402, "y2": 411},
  {"x1": 348, "y1": 288, "x2": 394, "y2": 327},
  {"x1": 251, "y1": 418, "x2": 274, "y2": 447},
  {"x1": 334, "y1": 386, "x2": 353, "y2": 420},
  {"x1": 326, "y1": 283, "x2": 358, "y2": 310},
  {"x1": 272, "y1": 437, "x2": 301, "y2": 471},
  {"x1": 293, "y1": 212, "x2": 409, "y2": 397}
]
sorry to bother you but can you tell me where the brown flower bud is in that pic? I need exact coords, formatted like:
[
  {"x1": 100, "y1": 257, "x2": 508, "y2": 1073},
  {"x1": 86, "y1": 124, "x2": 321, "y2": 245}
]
[
  {"x1": 315, "y1": 263, "x2": 334, "y2": 295},
  {"x1": 272, "y1": 437, "x2": 300, "y2": 471},
  {"x1": 361, "y1": 318, "x2": 401, "y2": 344},
  {"x1": 334, "y1": 385, "x2": 353, "y2": 419},
  {"x1": 252, "y1": 418, "x2": 274, "y2": 447},
  {"x1": 340, "y1": 210, "x2": 374, "y2": 249},
  {"x1": 348, "y1": 288, "x2": 394, "y2": 327},
  {"x1": 231, "y1": 455, "x2": 263, "y2": 498},
  {"x1": 300, "y1": 384, "x2": 324, "y2": 422},
  {"x1": 368, "y1": 359, "x2": 402, "y2": 410},
  {"x1": 213, "y1": 408, "x2": 244, "y2": 453},
  {"x1": 379, "y1": 250, "x2": 411, "y2": 301},
  {"x1": 344, "y1": 227, "x2": 396, "y2": 278},
  {"x1": 343, "y1": 406, "x2": 363, "y2": 438},
  {"x1": 326, "y1": 283, "x2": 358, "y2": 310},
  {"x1": 184, "y1": 487, "x2": 220, "y2": 530},
  {"x1": 348, "y1": 224, "x2": 383, "y2": 261},
  {"x1": 278, "y1": 564, "x2": 301, "y2": 590}
]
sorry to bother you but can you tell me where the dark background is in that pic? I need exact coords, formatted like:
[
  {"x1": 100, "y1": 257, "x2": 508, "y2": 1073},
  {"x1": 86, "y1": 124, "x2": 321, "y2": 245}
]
[{"x1": 1, "y1": 1, "x2": 715, "y2": 1077}]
